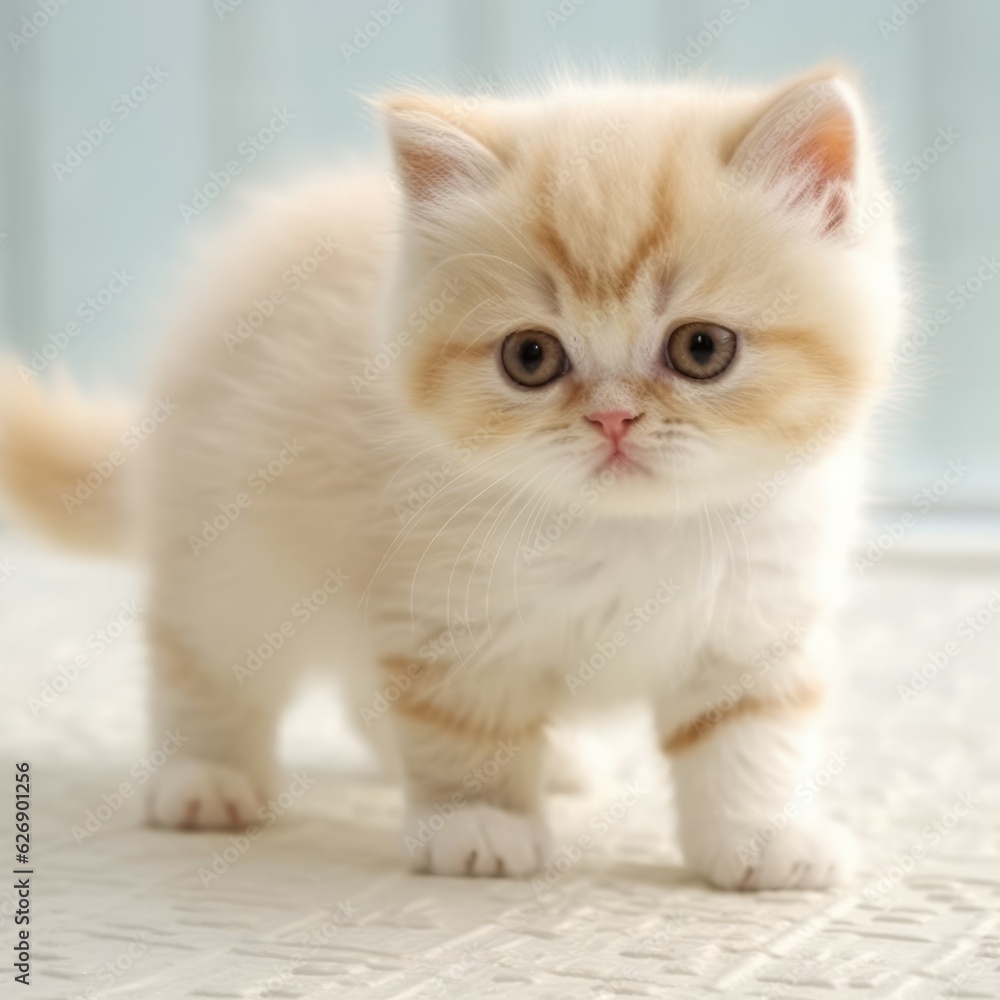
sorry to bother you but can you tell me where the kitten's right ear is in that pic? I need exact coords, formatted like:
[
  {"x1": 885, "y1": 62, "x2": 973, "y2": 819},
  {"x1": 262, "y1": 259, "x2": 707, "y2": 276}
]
[
  {"x1": 727, "y1": 73, "x2": 864, "y2": 233},
  {"x1": 378, "y1": 94, "x2": 502, "y2": 209}
]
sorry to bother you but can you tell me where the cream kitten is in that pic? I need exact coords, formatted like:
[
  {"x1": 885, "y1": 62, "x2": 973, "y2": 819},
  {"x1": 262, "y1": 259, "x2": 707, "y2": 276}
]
[{"x1": 0, "y1": 68, "x2": 901, "y2": 889}]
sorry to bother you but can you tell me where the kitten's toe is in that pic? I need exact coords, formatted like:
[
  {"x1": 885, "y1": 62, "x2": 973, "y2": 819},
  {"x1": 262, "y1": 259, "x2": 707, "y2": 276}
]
[
  {"x1": 695, "y1": 820, "x2": 856, "y2": 891},
  {"x1": 147, "y1": 757, "x2": 263, "y2": 829},
  {"x1": 405, "y1": 803, "x2": 550, "y2": 878}
]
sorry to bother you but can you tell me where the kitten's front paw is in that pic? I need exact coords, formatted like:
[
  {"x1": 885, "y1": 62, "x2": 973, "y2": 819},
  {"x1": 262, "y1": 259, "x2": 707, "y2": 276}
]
[
  {"x1": 147, "y1": 758, "x2": 264, "y2": 829},
  {"x1": 693, "y1": 820, "x2": 856, "y2": 891},
  {"x1": 405, "y1": 803, "x2": 550, "y2": 877}
]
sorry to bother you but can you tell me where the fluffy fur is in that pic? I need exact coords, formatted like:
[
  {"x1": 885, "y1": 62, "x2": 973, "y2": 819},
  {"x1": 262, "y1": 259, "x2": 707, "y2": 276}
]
[{"x1": 0, "y1": 70, "x2": 901, "y2": 889}]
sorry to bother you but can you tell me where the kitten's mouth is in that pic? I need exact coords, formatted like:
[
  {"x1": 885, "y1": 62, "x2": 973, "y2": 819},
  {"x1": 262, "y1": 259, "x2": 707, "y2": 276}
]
[{"x1": 598, "y1": 448, "x2": 649, "y2": 477}]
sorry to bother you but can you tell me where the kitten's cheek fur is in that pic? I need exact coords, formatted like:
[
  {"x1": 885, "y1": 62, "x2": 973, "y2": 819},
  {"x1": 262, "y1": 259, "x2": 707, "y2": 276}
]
[{"x1": 404, "y1": 803, "x2": 552, "y2": 877}]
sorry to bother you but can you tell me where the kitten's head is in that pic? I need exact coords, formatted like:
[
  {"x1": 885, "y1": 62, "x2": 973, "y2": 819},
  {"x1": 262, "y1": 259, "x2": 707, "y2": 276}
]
[{"x1": 378, "y1": 70, "x2": 901, "y2": 516}]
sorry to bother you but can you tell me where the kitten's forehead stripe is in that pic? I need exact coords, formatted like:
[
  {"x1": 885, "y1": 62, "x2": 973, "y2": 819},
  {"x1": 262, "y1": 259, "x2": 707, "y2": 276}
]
[
  {"x1": 611, "y1": 165, "x2": 675, "y2": 301},
  {"x1": 533, "y1": 217, "x2": 591, "y2": 302},
  {"x1": 536, "y1": 270, "x2": 561, "y2": 315},
  {"x1": 531, "y1": 154, "x2": 675, "y2": 307}
]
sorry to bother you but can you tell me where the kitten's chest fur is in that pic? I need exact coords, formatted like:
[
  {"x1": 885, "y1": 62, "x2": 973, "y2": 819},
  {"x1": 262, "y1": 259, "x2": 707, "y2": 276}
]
[
  {"x1": 366, "y1": 486, "x2": 731, "y2": 702},
  {"x1": 515, "y1": 520, "x2": 718, "y2": 697}
]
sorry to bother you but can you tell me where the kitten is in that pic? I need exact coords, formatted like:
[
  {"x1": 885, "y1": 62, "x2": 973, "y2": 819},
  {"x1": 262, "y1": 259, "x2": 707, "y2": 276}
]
[{"x1": 0, "y1": 68, "x2": 901, "y2": 889}]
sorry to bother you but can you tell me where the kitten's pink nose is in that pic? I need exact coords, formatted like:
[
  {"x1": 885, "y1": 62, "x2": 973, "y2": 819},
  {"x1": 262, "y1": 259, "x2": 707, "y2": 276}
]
[{"x1": 586, "y1": 410, "x2": 640, "y2": 443}]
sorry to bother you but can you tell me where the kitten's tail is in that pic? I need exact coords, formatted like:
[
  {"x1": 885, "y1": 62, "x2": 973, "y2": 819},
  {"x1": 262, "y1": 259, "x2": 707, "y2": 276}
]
[{"x1": 0, "y1": 367, "x2": 133, "y2": 555}]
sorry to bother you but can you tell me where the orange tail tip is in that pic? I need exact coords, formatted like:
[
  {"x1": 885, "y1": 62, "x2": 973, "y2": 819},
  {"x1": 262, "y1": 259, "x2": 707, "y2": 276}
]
[{"x1": 0, "y1": 366, "x2": 133, "y2": 555}]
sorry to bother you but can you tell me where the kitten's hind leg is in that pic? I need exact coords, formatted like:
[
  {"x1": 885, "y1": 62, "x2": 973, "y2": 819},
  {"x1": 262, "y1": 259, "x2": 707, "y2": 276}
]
[{"x1": 144, "y1": 613, "x2": 296, "y2": 830}]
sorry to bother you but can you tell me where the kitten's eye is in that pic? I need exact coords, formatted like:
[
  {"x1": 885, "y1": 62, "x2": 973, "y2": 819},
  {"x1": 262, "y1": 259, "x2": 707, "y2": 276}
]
[
  {"x1": 664, "y1": 322, "x2": 737, "y2": 380},
  {"x1": 501, "y1": 330, "x2": 569, "y2": 388}
]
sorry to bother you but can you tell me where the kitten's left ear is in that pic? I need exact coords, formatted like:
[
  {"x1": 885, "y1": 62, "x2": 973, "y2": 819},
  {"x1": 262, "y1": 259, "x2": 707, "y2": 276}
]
[
  {"x1": 728, "y1": 74, "x2": 864, "y2": 233},
  {"x1": 379, "y1": 94, "x2": 502, "y2": 210}
]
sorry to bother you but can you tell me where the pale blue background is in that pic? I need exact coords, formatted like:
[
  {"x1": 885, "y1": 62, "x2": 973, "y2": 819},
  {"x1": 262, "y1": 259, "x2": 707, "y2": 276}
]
[{"x1": 1, "y1": 0, "x2": 997, "y2": 510}]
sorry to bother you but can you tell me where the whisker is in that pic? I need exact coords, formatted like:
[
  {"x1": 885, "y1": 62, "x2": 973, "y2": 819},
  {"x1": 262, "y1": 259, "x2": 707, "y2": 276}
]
[
  {"x1": 406, "y1": 454, "x2": 538, "y2": 628},
  {"x1": 442, "y1": 456, "x2": 542, "y2": 649},
  {"x1": 359, "y1": 439, "x2": 526, "y2": 608},
  {"x1": 510, "y1": 453, "x2": 591, "y2": 625},
  {"x1": 442, "y1": 295, "x2": 502, "y2": 350}
]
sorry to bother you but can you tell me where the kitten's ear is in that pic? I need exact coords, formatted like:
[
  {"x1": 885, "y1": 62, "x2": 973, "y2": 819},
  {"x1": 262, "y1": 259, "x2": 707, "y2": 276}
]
[
  {"x1": 728, "y1": 74, "x2": 863, "y2": 233},
  {"x1": 379, "y1": 94, "x2": 502, "y2": 208}
]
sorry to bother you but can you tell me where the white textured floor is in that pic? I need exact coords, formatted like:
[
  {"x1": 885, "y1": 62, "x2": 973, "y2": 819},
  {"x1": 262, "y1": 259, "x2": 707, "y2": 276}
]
[{"x1": 1, "y1": 530, "x2": 999, "y2": 999}]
